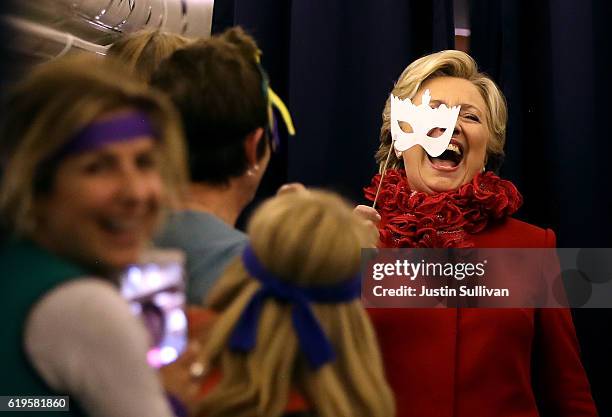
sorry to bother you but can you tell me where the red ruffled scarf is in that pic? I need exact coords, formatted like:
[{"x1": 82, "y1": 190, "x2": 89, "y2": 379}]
[{"x1": 364, "y1": 169, "x2": 523, "y2": 248}]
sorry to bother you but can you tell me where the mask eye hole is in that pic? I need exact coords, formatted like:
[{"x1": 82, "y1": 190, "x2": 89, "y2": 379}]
[
  {"x1": 398, "y1": 121, "x2": 413, "y2": 133},
  {"x1": 426, "y1": 127, "x2": 448, "y2": 138}
]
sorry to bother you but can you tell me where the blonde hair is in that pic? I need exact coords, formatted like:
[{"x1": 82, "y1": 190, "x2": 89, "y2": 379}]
[
  {"x1": 376, "y1": 50, "x2": 507, "y2": 172},
  {"x1": 0, "y1": 54, "x2": 188, "y2": 237},
  {"x1": 198, "y1": 190, "x2": 395, "y2": 417},
  {"x1": 107, "y1": 30, "x2": 193, "y2": 82}
]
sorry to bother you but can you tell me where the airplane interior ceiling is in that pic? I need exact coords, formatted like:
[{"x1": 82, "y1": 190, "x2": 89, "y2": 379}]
[{"x1": 2, "y1": 0, "x2": 214, "y2": 61}]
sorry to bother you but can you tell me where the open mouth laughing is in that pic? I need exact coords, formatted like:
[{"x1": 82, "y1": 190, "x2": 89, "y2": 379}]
[{"x1": 428, "y1": 139, "x2": 463, "y2": 171}]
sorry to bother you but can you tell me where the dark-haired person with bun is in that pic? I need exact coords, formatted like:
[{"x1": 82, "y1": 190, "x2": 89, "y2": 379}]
[{"x1": 151, "y1": 27, "x2": 293, "y2": 305}]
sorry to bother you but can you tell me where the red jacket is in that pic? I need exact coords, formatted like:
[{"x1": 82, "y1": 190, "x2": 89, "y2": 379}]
[{"x1": 368, "y1": 217, "x2": 597, "y2": 417}]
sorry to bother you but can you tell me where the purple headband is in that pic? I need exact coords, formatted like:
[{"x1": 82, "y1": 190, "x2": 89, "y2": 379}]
[{"x1": 52, "y1": 111, "x2": 157, "y2": 161}]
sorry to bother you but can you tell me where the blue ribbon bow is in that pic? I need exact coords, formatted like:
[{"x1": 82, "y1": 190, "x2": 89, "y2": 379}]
[{"x1": 229, "y1": 246, "x2": 361, "y2": 369}]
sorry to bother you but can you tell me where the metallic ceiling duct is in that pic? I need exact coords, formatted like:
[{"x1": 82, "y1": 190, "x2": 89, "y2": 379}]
[
  {"x1": 3, "y1": 0, "x2": 213, "y2": 61},
  {"x1": 17, "y1": 0, "x2": 214, "y2": 39}
]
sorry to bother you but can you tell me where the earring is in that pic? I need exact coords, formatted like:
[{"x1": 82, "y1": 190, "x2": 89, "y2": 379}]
[
  {"x1": 247, "y1": 164, "x2": 260, "y2": 176},
  {"x1": 482, "y1": 166, "x2": 486, "y2": 173},
  {"x1": 189, "y1": 361, "x2": 206, "y2": 379}
]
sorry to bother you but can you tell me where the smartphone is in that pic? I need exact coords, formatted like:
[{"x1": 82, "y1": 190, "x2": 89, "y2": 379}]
[{"x1": 119, "y1": 249, "x2": 187, "y2": 368}]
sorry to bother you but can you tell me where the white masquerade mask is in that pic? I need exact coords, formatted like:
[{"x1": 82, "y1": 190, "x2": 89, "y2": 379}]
[{"x1": 390, "y1": 89, "x2": 461, "y2": 157}]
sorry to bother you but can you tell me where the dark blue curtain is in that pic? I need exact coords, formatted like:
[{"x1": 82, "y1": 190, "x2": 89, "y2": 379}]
[
  {"x1": 470, "y1": 1, "x2": 612, "y2": 415},
  {"x1": 214, "y1": 0, "x2": 455, "y2": 207}
]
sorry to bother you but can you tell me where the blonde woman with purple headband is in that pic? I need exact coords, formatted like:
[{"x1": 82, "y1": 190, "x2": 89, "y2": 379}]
[{"x1": 0, "y1": 54, "x2": 187, "y2": 417}]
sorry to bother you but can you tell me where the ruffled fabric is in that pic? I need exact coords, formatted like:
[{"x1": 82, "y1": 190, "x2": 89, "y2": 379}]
[{"x1": 364, "y1": 169, "x2": 523, "y2": 248}]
